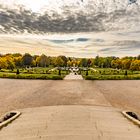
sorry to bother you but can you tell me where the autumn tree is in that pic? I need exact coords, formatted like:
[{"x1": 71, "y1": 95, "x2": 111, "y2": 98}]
[
  {"x1": 0, "y1": 57, "x2": 8, "y2": 70},
  {"x1": 54, "y1": 56, "x2": 64, "y2": 67},
  {"x1": 5, "y1": 55, "x2": 15, "y2": 71},
  {"x1": 111, "y1": 59, "x2": 122, "y2": 69},
  {"x1": 67, "y1": 60, "x2": 72, "y2": 67},
  {"x1": 122, "y1": 59, "x2": 131, "y2": 70},
  {"x1": 130, "y1": 60, "x2": 140, "y2": 71}
]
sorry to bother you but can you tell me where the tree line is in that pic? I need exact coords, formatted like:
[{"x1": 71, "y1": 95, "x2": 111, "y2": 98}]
[
  {"x1": 94, "y1": 55, "x2": 140, "y2": 71},
  {"x1": 0, "y1": 53, "x2": 140, "y2": 71}
]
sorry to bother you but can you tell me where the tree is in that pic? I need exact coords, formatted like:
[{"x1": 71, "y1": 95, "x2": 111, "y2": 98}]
[
  {"x1": 87, "y1": 59, "x2": 92, "y2": 67},
  {"x1": 122, "y1": 59, "x2": 131, "y2": 70},
  {"x1": 67, "y1": 60, "x2": 72, "y2": 67},
  {"x1": 130, "y1": 60, "x2": 140, "y2": 71},
  {"x1": 111, "y1": 59, "x2": 122, "y2": 69},
  {"x1": 36, "y1": 54, "x2": 50, "y2": 67},
  {"x1": 55, "y1": 57, "x2": 64, "y2": 67},
  {"x1": 14, "y1": 56, "x2": 22, "y2": 67},
  {"x1": 12, "y1": 53, "x2": 22, "y2": 57},
  {"x1": 0, "y1": 57, "x2": 8, "y2": 70},
  {"x1": 33, "y1": 55, "x2": 39, "y2": 67},
  {"x1": 59, "y1": 56, "x2": 67, "y2": 66},
  {"x1": 5, "y1": 56, "x2": 15, "y2": 71},
  {"x1": 137, "y1": 55, "x2": 140, "y2": 60},
  {"x1": 50, "y1": 57, "x2": 56, "y2": 67},
  {"x1": 22, "y1": 53, "x2": 33, "y2": 67},
  {"x1": 80, "y1": 58, "x2": 88, "y2": 67},
  {"x1": 76, "y1": 60, "x2": 81, "y2": 67},
  {"x1": 94, "y1": 55, "x2": 99, "y2": 66}
]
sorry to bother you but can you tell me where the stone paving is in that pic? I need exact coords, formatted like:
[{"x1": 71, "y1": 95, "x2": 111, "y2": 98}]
[
  {"x1": 0, "y1": 79, "x2": 140, "y2": 139},
  {"x1": 64, "y1": 73, "x2": 83, "y2": 80},
  {"x1": 0, "y1": 106, "x2": 140, "y2": 140}
]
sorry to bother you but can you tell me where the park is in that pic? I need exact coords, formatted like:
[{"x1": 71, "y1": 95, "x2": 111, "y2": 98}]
[
  {"x1": 0, "y1": 0, "x2": 140, "y2": 139},
  {"x1": 0, "y1": 53, "x2": 140, "y2": 80}
]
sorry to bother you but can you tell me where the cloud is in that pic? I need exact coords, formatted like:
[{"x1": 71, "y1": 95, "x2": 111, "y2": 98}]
[
  {"x1": 98, "y1": 40, "x2": 140, "y2": 56},
  {"x1": 0, "y1": 1, "x2": 140, "y2": 57},
  {"x1": 47, "y1": 38, "x2": 90, "y2": 44},
  {"x1": 0, "y1": 33, "x2": 140, "y2": 57},
  {"x1": 0, "y1": 0, "x2": 140, "y2": 34},
  {"x1": 46, "y1": 39, "x2": 74, "y2": 44}
]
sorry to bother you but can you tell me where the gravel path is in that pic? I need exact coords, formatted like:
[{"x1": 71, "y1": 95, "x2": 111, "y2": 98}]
[{"x1": 0, "y1": 79, "x2": 140, "y2": 115}]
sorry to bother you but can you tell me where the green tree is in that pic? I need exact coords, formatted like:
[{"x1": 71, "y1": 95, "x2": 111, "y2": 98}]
[
  {"x1": 59, "y1": 56, "x2": 67, "y2": 66},
  {"x1": 80, "y1": 58, "x2": 88, "y2": 67},
  {"x1": 22, "y1": 53, "x2": 33, "y2": 67},
  {"x1": 137, "y1": 55, "x2": 140, "y2": 60},
  {"x1": 94, "y1": 55, "x2": 99, "y2": 66},
  {"x1": 55, "y1": 57, "x2": 64, "y2": 67},
  {"x1": 36, "y1": 54, "x2": 50, "y2": 67},
  {"x1": 14, "y1": 56, "x2": 22, "y2": 67}
]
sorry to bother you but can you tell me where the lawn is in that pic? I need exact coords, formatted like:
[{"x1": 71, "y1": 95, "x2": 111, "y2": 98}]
[
  {"x1": 0, "y1": 67, "x2": 69, "y2": 80},
  {"x1": 82, "y1": 68, "x2": 140, "y2": 80}
]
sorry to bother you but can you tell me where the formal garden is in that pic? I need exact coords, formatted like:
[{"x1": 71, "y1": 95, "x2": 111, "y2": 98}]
[
  {"x1": 0, "y1": 53, "x2": 140, "y2": 80},
  {"x1": 82, "y1": 68, "x2": 140, "y2": 80},
  {"x1": 0, "y1": 67, "x2": 69, "y2": 80}
]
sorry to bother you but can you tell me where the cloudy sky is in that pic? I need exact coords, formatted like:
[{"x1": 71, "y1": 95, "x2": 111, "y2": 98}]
[
  {"x1": 0, "y1": 0, "x2": 140, "y2": 58},
  {"x1": 0, "y1": 0, "x2": 86, "y2": 13},
  {"x1": 0, "y1": 0, "x2": 61, "y2": 12}
]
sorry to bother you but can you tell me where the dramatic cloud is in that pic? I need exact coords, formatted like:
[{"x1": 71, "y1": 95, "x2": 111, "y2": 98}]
[
  {"x1": 0, "y1": 0, "x2": 140, "y2": 57},
  {"x1": 0, "y1": 0, "x2": 140, "y2": 33}
]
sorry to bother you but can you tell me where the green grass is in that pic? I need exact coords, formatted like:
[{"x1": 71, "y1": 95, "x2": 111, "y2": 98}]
[
  {"x1": 0, "y1": 67, "x2": 69, "y2": 80},
  {"x1": 0, "y1": 72, "x2": 64, "y2": 80},
  {"x1": 82, "y1": 67, "x2": 140, "y2": 80},
  {"x1": 0, "y1": 67, "x2": 51, "y2": 74}
]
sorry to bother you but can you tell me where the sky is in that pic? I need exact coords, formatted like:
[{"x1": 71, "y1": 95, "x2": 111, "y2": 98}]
[
  {"x1": 0, "y1": 0, "x2": 77, "y2": 13},
  {"x1": 0, "y1": 31, "x2": 140, "y2": 58},
  {"x1": 0, "y1": 0, "x2": 140, "y2": 58},
  {"x1": 0, "y1": 0, "x2": 49, "y2": 12}
]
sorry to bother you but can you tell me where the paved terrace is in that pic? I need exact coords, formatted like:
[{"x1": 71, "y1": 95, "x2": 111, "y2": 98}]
[
  {"x1": 0, "y1": 106, "x2": 140, "y2": 140},
  {"x1": 0, "y1": 79, "x2": 140, "y2": 139},
  {"x1": 0, "y1": 79, "x2": 140, "y2": 116}
]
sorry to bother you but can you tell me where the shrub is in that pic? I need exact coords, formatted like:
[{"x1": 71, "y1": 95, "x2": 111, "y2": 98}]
[
  {"x1": 51, "y1": 75, "x2": 63, "y2": 80},
  {"x1": 16, "y1": 69, "x2": 20, "y2": 75},
  {"x1": 85, "y1": 75, "x2": 140, "y2": 80}
]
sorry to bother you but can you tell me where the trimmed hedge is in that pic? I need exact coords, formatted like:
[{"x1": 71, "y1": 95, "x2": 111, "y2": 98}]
[
  {"x1": 85, "y1": 75, "x2": 140, "y2": 80},
  {"x1": 0, "y1": 73, "x2": 63, "y2": 80}
]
